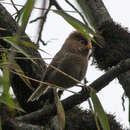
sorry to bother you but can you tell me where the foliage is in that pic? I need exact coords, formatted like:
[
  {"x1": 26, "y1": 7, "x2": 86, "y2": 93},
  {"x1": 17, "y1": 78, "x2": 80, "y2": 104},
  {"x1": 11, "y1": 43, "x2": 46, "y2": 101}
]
[{"x1": 0, "y1": 0, "x2": 127, "y2": 129}]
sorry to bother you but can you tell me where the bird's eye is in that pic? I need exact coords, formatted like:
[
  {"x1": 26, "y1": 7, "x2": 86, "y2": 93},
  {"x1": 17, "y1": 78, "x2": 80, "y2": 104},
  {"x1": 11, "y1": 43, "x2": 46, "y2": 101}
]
[{"x1": 80, "y1": 40, "x2": 86, "y2": 45}]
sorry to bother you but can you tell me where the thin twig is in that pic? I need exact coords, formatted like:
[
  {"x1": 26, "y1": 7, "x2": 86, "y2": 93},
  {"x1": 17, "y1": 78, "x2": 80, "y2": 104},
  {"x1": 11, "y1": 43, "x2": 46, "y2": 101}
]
[
  {"x1": 51, "y1": 0, "x2": 62, "y2": 10},
  {"x1": 1, "y1": 1, "x2": 76, "y2": 13},
  {"x1": 65, "y1": 0, "x2": 88, "y2": 25},
  {"x1": 13, "y1": 57, "x2": 52, "y2": 60},
  {"x1": 10, "y1": 0, "x2": 19, "y2": 12},
  {"x1": 15, "y1": 59, "x2": 130, "y2": 125},
  {"x1": 36, "y1": 0, "x2": 52, "y2": 46},
  {"x1": 8, "y1": 68, "x2": 80, "y2": 95},
  {"x1": 30, "y1": 16, "x2": 44, "y2": 23}
]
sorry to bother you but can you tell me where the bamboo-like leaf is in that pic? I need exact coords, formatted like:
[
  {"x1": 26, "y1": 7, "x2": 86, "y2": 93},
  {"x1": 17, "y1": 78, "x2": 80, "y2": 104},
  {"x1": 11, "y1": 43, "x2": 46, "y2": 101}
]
[
  {"x1": 54, "y1": 88, "x2": 65, "y2": 130},
  {"x1": 95, "y1": 113, "x2": 101, "y2": 130},
  {"x1": 0, "y1": 60, "x2": 34, "y2": 91},
  {"x1": 54, "y1": 10, "x2": 96, "y2": 42},
  {"x1": 1, "y1": 35, "x2": 38, "y2": 50},
  {"x1": 9, "y1": 62, "x2": 34, "y2": 91},
  {"x1": 2, "y1": 53, "x2": 10, "y2": 96},
  {"x1": 76, "y1": 0, "x2": 96, "y2": 29},
  {"x1": 18, "y1": 0, "x2": 35, "y2": 32},
  {"x1": 90, "y1": 88, "x2": 110, "y2": 130},
  {"x1": 20, "y1": 39, "x2": 38, "y2": 50},
  {"x1": 0, "y1": 96, "x2": 25, "y2": 112},
  {"x1": 9, "y1": 69, "x2": 79, "y2": 95},
  {"x1": 16, "y1": 7, "x2": 24, "y2": 24},
  {"x1": 0, "y1": 54, "x2": 25, "y2": 112},
  {"x1": 88, "y1": 98, "x2": 101, "y2": 130},
  {"x1": 65, "y1": 0, "x2": 87, "y2": 25},
  {"x1": 3, "y1": 36, "x2": 36, "y2": 64},
  {"x1": 18, "y1": 71, "x2": 34, "y2": 91}
]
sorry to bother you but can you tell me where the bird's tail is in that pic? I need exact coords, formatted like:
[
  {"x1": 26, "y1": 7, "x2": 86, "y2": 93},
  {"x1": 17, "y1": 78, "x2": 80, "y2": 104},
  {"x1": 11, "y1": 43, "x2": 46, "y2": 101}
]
[{"x1": 27, "y1": 85, "x2": 49, "y2": 102}]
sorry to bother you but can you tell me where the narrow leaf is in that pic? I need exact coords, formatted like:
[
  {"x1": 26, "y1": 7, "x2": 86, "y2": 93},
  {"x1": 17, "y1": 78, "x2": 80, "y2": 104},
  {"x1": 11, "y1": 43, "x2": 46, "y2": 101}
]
[
  {"x1": 76, "y1": 0, "x2": 96, "y2": 29},
  {"x1": 54, "y1": 10, "x2": 96, "y2": 42},
  {"x1": 0, "y1": 54, "x2": 25, "y2": 112},
  {"x1": 0, "y1": 56, "x2": 34, "y2": 91},
  {"x1": 3, "y1": 36, "x2": 36, "y2": 64},
  {"x1": 2, "y1": 53, "x2": 10, "y2": 96},
  {"x1": 90, "y1": 88, "x2": 110, "y2": 130},
  {"x1": 95, "y1": 113, "x2": 101, "y2": 130},
  {"x1": 0, "y1": 96, "x2": 25, "y2": 112},
  {"x1": 20, "y1": 39, "x2": 38, "y2": 50},
  {"x1": 9, "y1": 70, "x2": 79, "y2": 95},
  {"x1": 18, "y1": 0, "x2": 35, "y2": 32},
  {"x1": 8, "y1": 60, "x2": 34, "y2": 91},
  {"x1": 54, "y1": 89, "x2": 65, "y2": 130}
]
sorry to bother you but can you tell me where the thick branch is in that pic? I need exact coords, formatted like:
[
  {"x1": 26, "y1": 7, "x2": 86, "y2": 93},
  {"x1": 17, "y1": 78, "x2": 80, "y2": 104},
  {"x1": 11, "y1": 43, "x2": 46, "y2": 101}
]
[
  {"x1": 0, "y1": 4, "x2": 17, "y2": 33},
  {"x1": 16, "y1": 59, "x2": 130, "y2": 125},
  {"x1": 2, "y1": 118, "x2": 44, "y2": 130},
  {"x1": 77, "y1": 0, "x2": 130, "y2": 99},
  {"x1": 0, "y1": 4, "x2": 47, "y2": 113},
  {"x1": 76, "y1": 0, "x2": 112, "y2": 30},
  {"x1": 1, "y1": 0, "x2": 129, "y2": 128}
]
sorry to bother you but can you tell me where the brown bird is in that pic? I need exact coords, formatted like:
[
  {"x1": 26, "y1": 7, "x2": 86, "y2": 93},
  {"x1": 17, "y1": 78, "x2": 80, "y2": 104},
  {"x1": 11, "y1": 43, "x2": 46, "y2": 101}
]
[{"x1": 28, "y1": 31, "x2": 92, "y2": 102}]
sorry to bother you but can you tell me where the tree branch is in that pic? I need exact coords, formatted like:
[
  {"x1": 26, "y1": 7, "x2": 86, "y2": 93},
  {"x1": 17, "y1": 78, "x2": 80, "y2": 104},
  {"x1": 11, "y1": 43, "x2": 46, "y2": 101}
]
[
  {"x1": 16, "y1": 58, "x2": 130, "y2": 125},
  {"x1": 2, "y1": 118, "x2": 44, "y2": 130},
  {"x1": 76, "y1": 0, "x2": 113, "y2": 30},
  {"x1": 0, "y1": 4, "x2": 47, "y2": 113},
  {"x1": 77, "y1": 0, "x2": 130, "y2": 99},
  {"x1": 1, "y1": 0, "x2": 129, "y2": 128}
]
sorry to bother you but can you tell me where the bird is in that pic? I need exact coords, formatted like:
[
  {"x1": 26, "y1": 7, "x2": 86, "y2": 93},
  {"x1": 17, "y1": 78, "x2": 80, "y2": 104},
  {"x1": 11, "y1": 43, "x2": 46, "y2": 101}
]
[{"x1": 28, "y1": 31, "x2": 92, "y2": 102}]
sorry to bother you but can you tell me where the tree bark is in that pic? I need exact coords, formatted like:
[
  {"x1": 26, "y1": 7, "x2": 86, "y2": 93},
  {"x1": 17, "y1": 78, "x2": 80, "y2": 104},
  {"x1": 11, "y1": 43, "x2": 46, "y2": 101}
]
[
  {"x1": 0, "y1": 4, "x2": 47, "y2": 113},
  {"x1": 76, "y1": 0, "x2": 112, "y2": 30},
  {"x1": 16, "y1": 58, "x2": 130, "y2": 125},
  {"x1": 0, "y1": 0, "x2": 129, "y2": 129},
  {"x1": 78, "y1": 0, "x2": 130, "y2": 99}
]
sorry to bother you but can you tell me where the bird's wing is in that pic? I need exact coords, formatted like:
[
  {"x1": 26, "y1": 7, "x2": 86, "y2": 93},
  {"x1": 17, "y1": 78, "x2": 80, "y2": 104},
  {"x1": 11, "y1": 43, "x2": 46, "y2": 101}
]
[
  {"x1": 47, "y1": 52, "x2": 87, "y2": 87},
  {"x1": 57, "y1": 53, "x2": 87, "y2": 80},
  {"x1": 28, "y1": 51, "x2": 87, "y2": 102},
  {"x1": 27, "y1": 53, "x2": 62, "y2": 102}
]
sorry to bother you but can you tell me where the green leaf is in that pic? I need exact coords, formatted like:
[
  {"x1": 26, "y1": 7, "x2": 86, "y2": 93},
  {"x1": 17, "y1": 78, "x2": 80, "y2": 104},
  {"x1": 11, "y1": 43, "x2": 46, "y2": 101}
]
[
  {"x1": 1, "y1": 61, "x2": 35, "y2": 91},
  {"x1": 18, "y1": 0, "x2": 35, "y2": 32},
  {"x1": 90, "y1": 88, "x2": 110, "y2": 130},
  {"x1": 54, "y1": 89, "x2": 65, "y2": 130},
  {"x1": 0, "y1": 54, "x2": 25, "y2": 112},
  {"x1": 54, "y1": 10, "x2": 96, "y2": 42},
  {"x1": 87, "y1": 98, "x2": 100, "y2": 130},
  {"x1": 95, "y1": 113, "x2": 101, "y2": 130},
  {"x1": 2, "y1": 53, "x2": 10, "y2": 96},
  {"x1": 76, "y1": 0, "x2": 96, "y2": 29},
  {"x1": 0, "y1": 96, "x2": 25, "y2": 112},
  {"x1": 13, "y1": 63, "x2": 35, "y2": 91},
  {"x1": 20, "y1": 39, "x2": 38, "y2": 50},
  {"x1": 0, "y1": 76, "x2": 3, "y2": 87},
  {"x1": 3, "y1": 36, "x2": 36, "y2": 64}
]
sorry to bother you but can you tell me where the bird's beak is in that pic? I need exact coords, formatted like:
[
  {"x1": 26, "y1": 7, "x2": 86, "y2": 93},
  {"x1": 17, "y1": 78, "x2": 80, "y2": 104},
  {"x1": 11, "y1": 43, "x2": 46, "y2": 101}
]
[{"x1": 86, "y1": 42, "x2": 92, "y2": 49}]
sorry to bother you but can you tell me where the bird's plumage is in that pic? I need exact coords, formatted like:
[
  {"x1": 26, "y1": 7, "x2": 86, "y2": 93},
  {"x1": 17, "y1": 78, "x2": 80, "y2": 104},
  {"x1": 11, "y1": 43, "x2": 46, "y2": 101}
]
[{"x1": 28, "y1": 31, "x2": 91, "y2": 102}]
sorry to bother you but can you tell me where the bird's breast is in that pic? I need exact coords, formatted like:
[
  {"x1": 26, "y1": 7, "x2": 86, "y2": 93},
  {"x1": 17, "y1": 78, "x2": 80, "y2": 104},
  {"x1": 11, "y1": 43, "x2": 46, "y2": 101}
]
[{"x1": 46, "y1": 53, "x2": 88, "y2": 88}]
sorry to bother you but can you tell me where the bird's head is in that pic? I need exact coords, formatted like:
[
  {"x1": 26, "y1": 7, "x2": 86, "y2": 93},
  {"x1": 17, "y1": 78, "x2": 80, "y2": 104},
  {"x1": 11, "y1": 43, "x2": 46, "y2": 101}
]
[{"x1": 64, "y1": 31, "x2": 92, "y2": 55}]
